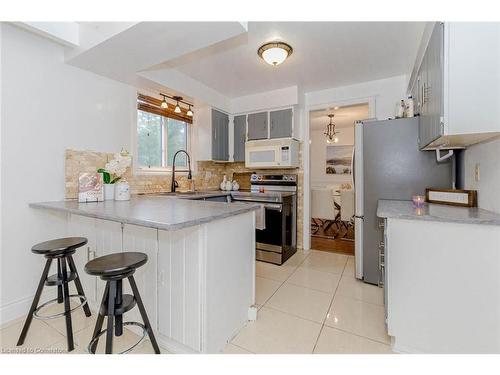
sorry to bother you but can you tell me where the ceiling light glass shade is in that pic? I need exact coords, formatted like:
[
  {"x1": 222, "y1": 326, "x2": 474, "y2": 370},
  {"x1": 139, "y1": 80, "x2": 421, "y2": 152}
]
[
  {"x1": 334, "y1": 137, "x2": 339, "y2": 143},
  {"x1": 258, "y1": 42, "x2": 293, "y2": 66},
  {"x1": 187, "y1": 107, "x2": 193, "y2": 117},
  {"x1": 161, "y1": 100, "x2": 168, "y2": 109},
  {"x1": 262, "y1": 47, "x2": 288, "y2": 66},
  {"x1": 174, "y1": 103, "x2": 181, "y2": 113}
]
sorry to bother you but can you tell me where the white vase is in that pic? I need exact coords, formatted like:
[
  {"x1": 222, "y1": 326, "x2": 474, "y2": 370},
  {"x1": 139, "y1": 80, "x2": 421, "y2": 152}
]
[
  {"x1": 220, "y1": 175, "x2": 228, "y2": 190},
  {"x1": 114, "y1": 181, "x2": 130, "y2": 201},
  {"x1": 104, "y1": 184, "x2": 115, "y2": 200}
]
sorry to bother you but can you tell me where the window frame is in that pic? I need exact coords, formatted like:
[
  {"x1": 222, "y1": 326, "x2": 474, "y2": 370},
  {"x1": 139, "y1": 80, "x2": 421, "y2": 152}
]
[{"x1": 134, "y1": 98, "x2": 192, "y2": 175}]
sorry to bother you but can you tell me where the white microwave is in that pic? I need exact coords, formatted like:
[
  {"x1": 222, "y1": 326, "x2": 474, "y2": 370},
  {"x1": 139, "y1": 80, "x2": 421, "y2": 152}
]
[{"x1": 245, "y1": 138, "x2": 300, "y2": 169}]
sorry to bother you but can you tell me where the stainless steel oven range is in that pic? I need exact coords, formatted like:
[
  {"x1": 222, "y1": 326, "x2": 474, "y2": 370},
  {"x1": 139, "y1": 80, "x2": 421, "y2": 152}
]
[{"x1": 231, "y1": 173, "x2": 297, "y2": 265}]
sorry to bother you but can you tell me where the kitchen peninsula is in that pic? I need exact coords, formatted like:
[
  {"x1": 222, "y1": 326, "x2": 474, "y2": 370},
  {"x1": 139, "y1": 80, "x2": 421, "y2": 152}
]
[{"x1": 30, "y1": 196, "x2": 259, "y2": 354}]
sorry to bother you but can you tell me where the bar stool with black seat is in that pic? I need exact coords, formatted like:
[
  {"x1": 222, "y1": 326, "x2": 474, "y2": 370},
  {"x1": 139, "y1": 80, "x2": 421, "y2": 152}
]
[
  {"x1": 85, "y1": 252, "x2": 160, "y2": 354},
  {"x1": 17, "y1": 237, "x2": 92, "y2": 352}
]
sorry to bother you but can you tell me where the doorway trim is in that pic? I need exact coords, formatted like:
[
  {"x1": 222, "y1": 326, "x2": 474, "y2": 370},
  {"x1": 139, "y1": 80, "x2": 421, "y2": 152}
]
[{"x1": 303, "y1": 96, "x2": 376, "y2": 251}]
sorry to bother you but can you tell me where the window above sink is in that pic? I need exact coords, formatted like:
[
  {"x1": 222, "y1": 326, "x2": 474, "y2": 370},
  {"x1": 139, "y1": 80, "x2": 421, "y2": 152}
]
[{"x1": 134, "y1": 94, "x2": 192, "y2": 174}]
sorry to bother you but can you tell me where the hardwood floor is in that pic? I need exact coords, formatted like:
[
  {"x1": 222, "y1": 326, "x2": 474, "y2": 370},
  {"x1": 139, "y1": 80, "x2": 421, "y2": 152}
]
[
  {"x1": 310, "y1": 218, "x2": 355, "y2": 255},
  {"x1": 310, "y1": 236, "x2": 354, "y2": 255}
]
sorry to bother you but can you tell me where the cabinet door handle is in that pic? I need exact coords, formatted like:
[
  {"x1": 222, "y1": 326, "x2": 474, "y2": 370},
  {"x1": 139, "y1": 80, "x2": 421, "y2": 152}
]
[
  {"x1": 87, "y1": 247, "x2": 96, "y2": 262},
  {"x1": 421, "y1": 82, "x2": 426, "y2": 107}
]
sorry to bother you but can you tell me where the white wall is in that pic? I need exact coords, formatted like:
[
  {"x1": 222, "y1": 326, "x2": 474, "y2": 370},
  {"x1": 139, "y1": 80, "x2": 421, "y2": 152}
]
[
  {"x1": 305, "y1": 75, "x2": 407, "y2": 120},
  {"x1": 0, "y1": 24, "x2": 137, "y2": 323},
  {"x1": 230, "y1": 86, "x2": 299, "y2": 114},
  {"x1": 463, "y1": 137, "x2": 500, "y2": 213},
  {"x1": 310, "y1": 128, "x2": 354, "y2": 187}
]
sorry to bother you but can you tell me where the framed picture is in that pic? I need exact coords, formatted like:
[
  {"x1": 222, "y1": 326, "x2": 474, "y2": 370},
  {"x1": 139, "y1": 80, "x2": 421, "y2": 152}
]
[
  {"x1": 326, "y1": 145, "x2": 353, "y2": 175},
  {"x1": 78, "y1": 173, "x2": 104, "y2": 202}
]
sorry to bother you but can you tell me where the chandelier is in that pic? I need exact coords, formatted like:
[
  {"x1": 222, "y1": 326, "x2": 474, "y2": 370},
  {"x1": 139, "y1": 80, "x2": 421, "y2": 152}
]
[{"x1": 324, "y1": 114, "x2": 339, "y2": 143}]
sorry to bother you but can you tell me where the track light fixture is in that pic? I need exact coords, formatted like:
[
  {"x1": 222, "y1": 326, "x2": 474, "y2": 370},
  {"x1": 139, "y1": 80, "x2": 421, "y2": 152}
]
[
  {"x1": 160, "y1": 94, "x2": 168, "y2": 109},
  {"x1": 158, "y1": 93, "x2": 194, "y2": 116}
]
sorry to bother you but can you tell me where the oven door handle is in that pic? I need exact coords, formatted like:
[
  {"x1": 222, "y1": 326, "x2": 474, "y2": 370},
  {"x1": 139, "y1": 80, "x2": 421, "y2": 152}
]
[{"x1": 262, "y1": 203, "x2": 282, "y2": 211}]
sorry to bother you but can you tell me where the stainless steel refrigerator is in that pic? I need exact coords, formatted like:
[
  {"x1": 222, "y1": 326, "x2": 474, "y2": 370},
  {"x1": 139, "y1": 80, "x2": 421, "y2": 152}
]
[{"x1": 353, "y1": 117, "x2": 452, "y2": 285}]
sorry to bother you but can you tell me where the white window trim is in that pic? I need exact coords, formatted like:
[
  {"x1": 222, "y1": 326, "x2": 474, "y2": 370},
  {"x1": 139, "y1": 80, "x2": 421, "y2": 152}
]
[{"x1": 132, "y1": 108, "x2": 192, "y2": 176}]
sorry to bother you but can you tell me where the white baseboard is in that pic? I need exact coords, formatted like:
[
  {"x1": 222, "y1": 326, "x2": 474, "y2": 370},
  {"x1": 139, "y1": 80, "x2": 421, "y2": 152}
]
[
  {"x1": 0, "y1": 296, "x2": 33, "y2": 327},
  {"x1": 156, "y1": 333, "x2": 199, "y2": 354}
]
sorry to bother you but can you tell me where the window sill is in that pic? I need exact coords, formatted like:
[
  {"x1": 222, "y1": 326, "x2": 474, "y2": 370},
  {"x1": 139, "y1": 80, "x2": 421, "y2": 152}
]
[{"x1": 134, "y1": 168, "x2": 190, "y2": 176}]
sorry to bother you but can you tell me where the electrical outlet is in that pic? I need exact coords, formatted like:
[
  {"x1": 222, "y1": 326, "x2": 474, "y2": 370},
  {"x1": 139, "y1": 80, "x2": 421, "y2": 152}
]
[{"x1": 474, "y1": 163, "x2": 480, "y2": 182}]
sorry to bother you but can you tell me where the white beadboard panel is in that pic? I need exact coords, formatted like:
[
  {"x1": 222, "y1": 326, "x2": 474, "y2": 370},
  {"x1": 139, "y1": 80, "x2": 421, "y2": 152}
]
[
  {"x1": 95, "y1": 219, "x2": 123, "y2": 301},
  {"x1": 183, "y1": 227, "x2": 202, "y2": 350},
  {"x1": 66, "y1": 214, "x2": 98, "y2": 307},
  {"x1": 157, "y1": 226, "x2": 202, "y2": 352},
  {"x1": 170, "y1": 229, "x2": 185, "y2": 344},
  {"x1": 203, "y1": 212, "x2": 255, "y2": 353},
  {"x1": 122, "y1": 224, "x2": 159, "y2": 331}
]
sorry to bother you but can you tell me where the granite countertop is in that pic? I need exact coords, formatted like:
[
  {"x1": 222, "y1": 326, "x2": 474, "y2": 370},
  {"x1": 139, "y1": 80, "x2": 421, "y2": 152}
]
[
  {"x1": 139, "y1": 190, "x2": 231, "y2": 199},
  {"x1": 377, "y1": 199, "x2": 500, "y2": 226},
  {"x1": 30, "y1": 196, "x2": 259, "y2": 231}
]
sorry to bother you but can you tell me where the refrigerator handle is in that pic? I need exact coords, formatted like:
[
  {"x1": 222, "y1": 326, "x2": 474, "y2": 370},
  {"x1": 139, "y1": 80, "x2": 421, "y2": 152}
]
[{"x1": 351, "y1": 145, "x2": 355, "y2": 189}]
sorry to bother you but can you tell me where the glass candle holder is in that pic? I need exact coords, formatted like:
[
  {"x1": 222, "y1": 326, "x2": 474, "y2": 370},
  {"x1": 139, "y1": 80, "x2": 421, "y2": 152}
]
[{"x1": 412, "y1": 195, "x2": 425, "y2": 208}]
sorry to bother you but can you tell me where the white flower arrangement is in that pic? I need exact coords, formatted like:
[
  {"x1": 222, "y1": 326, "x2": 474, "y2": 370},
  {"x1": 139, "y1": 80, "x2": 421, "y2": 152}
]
[{"x1": 98, "y1": 150, "x2": 132, "y2": 184}]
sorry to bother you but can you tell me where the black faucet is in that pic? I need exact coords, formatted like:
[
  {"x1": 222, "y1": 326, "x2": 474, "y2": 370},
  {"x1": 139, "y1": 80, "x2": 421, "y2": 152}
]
[{"x1": 171, "y1": 150, "x2": 192, "y2": 193}]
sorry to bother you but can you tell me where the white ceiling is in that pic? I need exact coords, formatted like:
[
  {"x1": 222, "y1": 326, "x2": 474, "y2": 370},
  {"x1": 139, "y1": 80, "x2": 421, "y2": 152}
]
[
  {"x1": 160, "y1": 22, "x2": 425, "y2": 98},
  {"x1": 310, "y1": 103, "x2": 369, "y2": 131}
]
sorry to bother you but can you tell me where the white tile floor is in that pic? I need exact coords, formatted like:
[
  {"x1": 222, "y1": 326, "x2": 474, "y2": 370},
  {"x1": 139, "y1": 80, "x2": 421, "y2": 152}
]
[
  {"x1": 0, "y1": 250, "x2": 392, "y2": 354},
  {"x1": 227, "y1": 250, "x2": 393, "y2": 354},
  {"x1": 0, "y1": 301, "x2": 168, "y2": 354}
]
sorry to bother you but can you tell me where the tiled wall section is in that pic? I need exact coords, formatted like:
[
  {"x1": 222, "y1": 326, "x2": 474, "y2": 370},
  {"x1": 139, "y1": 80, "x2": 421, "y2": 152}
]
[{"x1": 65, "y1": 149, "x2": 304, "y2": 249}]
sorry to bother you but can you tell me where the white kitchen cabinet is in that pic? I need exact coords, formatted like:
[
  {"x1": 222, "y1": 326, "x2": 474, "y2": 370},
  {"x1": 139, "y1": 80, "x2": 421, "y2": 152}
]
[
  {"x1": 385, "y1": 218, "x2": 500, "y2": 353},
  {"x1": 415, "y1": 22, "x2": 500, "y2": 150},
  {"x1": 157, "y1": 212, "x2": 255, "y2": 354},
  {"x1": 95, "y1": 219, "x2": 123, "y2": 302},
  {"x1": 66, "y1": 214, "x2": 98, "y2": 308},
  {"x1": 122, "y1": 224, "x2": 158, "y2": 331},
  {"x1": 157, "y1": 226, "x2": 202, "y2": 352}
]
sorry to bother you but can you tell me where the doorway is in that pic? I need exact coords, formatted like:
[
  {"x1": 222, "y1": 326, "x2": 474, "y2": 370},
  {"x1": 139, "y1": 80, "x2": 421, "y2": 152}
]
[{"x1": 308, "y1": 103, "x2": 369, "y2": 255}]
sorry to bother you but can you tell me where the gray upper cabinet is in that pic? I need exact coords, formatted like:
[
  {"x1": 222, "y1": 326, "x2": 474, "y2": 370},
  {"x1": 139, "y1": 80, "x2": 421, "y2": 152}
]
[
  {"x1": 233, "y1": 115, "x2": 246, "y2": 162},
  {"x1": 211, "y1": 109, "x2": 229, "y2": 161},
  {"x1": 247, "y1": 112, "x2": 268, "y2": 140},
  {"x1": 270, "y1": 108, "x2": 293, "y2": 139},
  {"x1": 418, "y1": 23, "x2": 444, "y2": 149}
]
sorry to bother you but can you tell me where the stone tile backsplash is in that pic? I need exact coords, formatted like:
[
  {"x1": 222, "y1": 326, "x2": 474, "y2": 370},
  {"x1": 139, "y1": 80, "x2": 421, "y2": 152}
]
[{"x1": 65, "y1": 148, "x2": 304, "y2": 249}]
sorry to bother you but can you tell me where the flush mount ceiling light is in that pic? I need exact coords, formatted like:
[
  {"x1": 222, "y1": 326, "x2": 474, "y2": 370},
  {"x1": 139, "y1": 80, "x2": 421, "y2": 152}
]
[
  {"x1": 325, "y1": 114, "x2": 340, "y2": 143},
  {"x1": 258, "y1": 41, "x2": 293, "y2": 66}
]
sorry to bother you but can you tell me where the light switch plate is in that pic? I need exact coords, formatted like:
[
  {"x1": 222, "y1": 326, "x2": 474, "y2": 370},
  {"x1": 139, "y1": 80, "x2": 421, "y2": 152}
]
[{"x1": 475, "y1": 163, "x2": 480, "y2": 182}]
